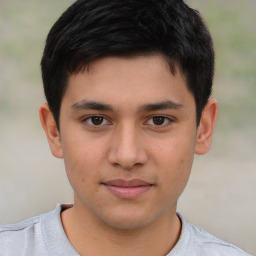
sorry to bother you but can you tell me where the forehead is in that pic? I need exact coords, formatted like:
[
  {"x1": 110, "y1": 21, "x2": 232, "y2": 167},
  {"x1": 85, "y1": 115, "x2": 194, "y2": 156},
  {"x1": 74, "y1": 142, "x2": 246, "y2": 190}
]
[{"x1": 62, "y1": 55, "x2": 194, "y2": 112}]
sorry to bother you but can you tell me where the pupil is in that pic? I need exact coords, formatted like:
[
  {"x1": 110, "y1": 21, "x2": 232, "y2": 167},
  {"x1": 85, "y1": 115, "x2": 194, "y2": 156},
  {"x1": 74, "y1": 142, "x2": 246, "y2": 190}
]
[
  {"x1": 153, "y1": 117, "x2": 165, "y2": 125},
  {"x1": 92, "y1": 117, "x2": 103, "y2": 125}
]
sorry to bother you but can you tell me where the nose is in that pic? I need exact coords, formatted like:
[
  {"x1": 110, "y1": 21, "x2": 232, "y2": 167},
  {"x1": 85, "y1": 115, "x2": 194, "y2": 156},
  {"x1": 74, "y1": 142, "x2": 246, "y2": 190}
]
[{"x1": 107, "y1": 123, "x2": 148, "y2": 170}]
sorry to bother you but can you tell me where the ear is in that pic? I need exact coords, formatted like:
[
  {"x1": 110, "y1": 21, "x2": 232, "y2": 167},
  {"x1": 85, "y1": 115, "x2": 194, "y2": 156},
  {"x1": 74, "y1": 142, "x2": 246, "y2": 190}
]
[
  {"x1": 195, "y1": 99, "x2": 218, "y2": 155},
  {"x1": 39, "y1": 102, "x2": 63, "y2": 158}
]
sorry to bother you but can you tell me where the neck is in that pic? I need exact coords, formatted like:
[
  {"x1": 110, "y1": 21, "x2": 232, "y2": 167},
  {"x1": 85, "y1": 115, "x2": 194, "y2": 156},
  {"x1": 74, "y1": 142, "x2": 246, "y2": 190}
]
[{"x1": 61, "y1": 203, "x2": 181, "y2": 256}]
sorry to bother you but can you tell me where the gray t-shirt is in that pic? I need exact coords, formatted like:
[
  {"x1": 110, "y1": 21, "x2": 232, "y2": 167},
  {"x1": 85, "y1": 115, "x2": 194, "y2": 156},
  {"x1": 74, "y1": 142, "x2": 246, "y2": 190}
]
[{"x1": 0, "y1": 204, "x2": 251, "y2": 256}]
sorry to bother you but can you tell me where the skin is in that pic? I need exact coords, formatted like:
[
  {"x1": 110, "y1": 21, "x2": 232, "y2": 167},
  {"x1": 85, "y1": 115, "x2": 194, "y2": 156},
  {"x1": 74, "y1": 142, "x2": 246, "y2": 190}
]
[{"x1": 39, "y1": 54, "x2": 217, "y2": 256}]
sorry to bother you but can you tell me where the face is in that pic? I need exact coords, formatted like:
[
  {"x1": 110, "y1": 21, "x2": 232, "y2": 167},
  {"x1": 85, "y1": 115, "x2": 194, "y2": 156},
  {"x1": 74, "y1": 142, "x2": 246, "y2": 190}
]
[{"x1": 42, "y1": 55, "x2": 215, "y2": 230}]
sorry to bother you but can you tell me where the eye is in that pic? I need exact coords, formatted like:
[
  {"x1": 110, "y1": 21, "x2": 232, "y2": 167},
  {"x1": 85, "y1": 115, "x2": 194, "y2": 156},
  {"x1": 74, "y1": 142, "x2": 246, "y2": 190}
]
[
  {"x1": 146, "y1": 116, "x2": 172, "y2": 126},
  {"x1": 83, "y1": 116, "x2": 110, "y2": 126}
]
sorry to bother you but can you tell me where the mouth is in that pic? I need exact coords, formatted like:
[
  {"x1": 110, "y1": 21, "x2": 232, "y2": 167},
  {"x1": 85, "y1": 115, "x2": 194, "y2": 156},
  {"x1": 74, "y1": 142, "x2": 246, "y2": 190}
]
[{"x1": 102, "y1": 179, "x2": 153, "y2": 199}]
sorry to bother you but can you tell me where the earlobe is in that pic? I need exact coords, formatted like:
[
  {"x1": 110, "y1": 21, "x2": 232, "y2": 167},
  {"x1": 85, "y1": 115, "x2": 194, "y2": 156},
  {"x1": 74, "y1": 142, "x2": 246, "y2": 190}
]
[
  {"x1": 39, "y1": 102, "x2": 64, "y2": 158},
  {"x1": 195, "y1": 99, "x2": 218, "y2": 155}
]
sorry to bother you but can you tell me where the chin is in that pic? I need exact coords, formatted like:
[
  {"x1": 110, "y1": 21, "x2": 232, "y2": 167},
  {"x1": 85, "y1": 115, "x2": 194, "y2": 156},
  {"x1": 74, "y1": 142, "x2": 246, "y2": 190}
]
[
  {"x1": 99, "y1": 208, "x2": 156, "y2": 231},
  {"x1": 104, "y1": 217, "x2": 152, "y2": 231}
]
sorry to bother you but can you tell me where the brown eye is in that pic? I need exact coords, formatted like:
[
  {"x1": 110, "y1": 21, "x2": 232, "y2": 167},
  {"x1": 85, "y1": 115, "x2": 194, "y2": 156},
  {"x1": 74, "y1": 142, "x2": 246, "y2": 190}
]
[
  {"x1": 82, "y1": 115, "x2": 111, "y2": 128},
  {"x1": 91, "y1": 116, "x2": 104, "y2": 125},
  {"x1": 152, "y1": 116, "x2": 166, "y2": 125},
  {"x1": 145, "y1": 116, "x2": 172, "y2": 127}
]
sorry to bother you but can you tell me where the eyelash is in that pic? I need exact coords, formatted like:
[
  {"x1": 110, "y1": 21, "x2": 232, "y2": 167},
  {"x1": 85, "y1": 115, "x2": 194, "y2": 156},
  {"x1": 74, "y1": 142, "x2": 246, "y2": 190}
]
[
  {"x1": 145, "y1": 116, "x2": 173, "y2": 127},
  {"x1": 82, "y1": 116, "x2": 111, "y2": 126},
  {"x1": 82, "y1": 115, "x2": 174, "y2": 128}
]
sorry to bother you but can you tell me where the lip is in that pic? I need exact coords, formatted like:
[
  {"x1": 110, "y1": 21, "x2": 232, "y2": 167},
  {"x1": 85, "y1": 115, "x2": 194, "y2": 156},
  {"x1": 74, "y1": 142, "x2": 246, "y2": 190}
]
[{"x1": 102, "y1": 179, "x2": 153, "y2": 199}]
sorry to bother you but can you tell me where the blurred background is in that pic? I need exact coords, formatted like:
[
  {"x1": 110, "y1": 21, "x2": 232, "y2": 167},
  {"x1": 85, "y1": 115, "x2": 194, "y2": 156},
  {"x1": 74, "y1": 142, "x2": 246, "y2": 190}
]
[{"x1": 0, "y1": 0, "x2": 255, "y2": 254}]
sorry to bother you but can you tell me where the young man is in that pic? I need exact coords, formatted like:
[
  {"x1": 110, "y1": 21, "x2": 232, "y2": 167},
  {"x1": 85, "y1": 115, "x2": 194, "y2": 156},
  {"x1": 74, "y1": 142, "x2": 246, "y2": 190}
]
[{"x1": 0, "y1": 0, "x2": 251, "y2": 255}]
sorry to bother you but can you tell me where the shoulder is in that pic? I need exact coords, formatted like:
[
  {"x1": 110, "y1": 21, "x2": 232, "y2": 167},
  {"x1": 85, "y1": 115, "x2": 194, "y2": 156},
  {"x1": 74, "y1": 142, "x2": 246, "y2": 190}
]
[
  {"x1": 169, "y1": 213, "x2": 251, "y2": 256},
  {"x1": 0, "y1": 205, "x2": 64, "y2": 255},
  {"x1": 0, "y1": 204, "x2": 75, "y2": 256},
  {"x1": 187, "y1": 219, "x2": 251, "y2": 256},
  {"x1": 0, "y1": 214, "x2": 41, "y2": 236},
  {"x1": 0, "y1": 214, "x2": 45, "y2": 255}
]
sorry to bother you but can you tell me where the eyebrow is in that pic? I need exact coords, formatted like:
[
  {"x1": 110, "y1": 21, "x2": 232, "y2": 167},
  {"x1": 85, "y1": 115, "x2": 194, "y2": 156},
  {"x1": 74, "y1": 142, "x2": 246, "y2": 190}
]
[
  {"x1": 138, "y1": 100, "x2": 184, "y2": 112},
  {"x1": 71, "y1": 100, "x2": 183, "y2": 112},
  {"x1": 71, "y1": 100, "x2": 113, "y2": 111}
]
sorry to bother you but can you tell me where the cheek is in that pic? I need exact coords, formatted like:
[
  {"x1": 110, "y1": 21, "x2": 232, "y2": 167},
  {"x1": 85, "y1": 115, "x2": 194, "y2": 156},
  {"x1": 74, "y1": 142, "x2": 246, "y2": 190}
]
[
  {"x1": 153, "y1": 134, "x2": 195, "y2": 164},
  {"x1": 152, "y1": 135, "x2": 195, "y2": 189},
  {"x1": 61, "y1": 134, "x2": 106, "y2": 188}
]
